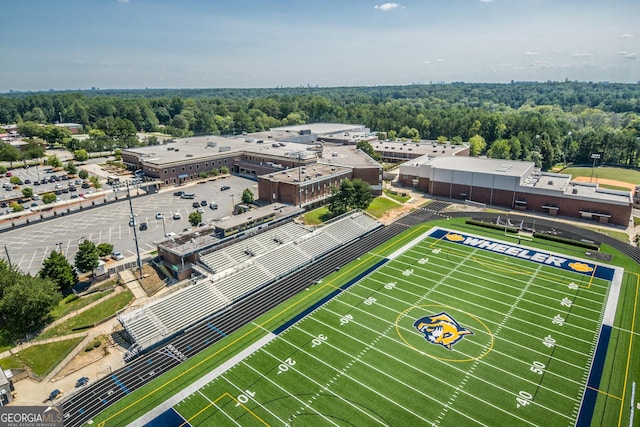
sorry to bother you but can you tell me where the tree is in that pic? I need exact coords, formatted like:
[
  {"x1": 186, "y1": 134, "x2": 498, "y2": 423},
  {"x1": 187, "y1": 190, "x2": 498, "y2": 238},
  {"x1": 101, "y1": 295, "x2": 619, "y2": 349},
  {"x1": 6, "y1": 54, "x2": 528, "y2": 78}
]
[
  {"x1": 17, "y1": 121, "x2": 42, "y2": 138},
  {"x1": 89, "y1": 176, "x2": 101, "y2": 189},
  {"x1": 356, "y1": 140, "x2": 382, "y2": 161},
  {"x1": 9, "y1": 176, "x2": 20, "y2": 186},
  {"x1": 74, "y1": 149, "x2": 89, "y2": 162},
  {"x1": 97, "y1": 243, "x2": 114, "y2": 258},
  {"x1": 42, "y1": 192, "x2": 57, "y2": 204},
  {"x1": 351, "y1": 178, "x2": 373, "y2": 210},
  {"x1": 39, "y1": 251, "x2": 78, "y2": 292},
  {"x1": 0, "y1": 273, "x2": 61, "y2": 335},
  {"x1": 0, "y1": 143, "x2": 21, "y2": 167},
  {"x1": 188, "y1": 212, "x2": 202, "y2": 227},
  {"x1": 220, "y1": 166, "x2": 229, "y2": 174},
  {"x1": 487, "y1": 139, "x2": 511, "y2": 159},
  {"x1": 10, "y1": 201, "x2": 24, "y2": 213},
  {"x1": 78, "y1": 169, "x2": 89, "y2": 180},
  {"x1": 468, "y1": 135, "x2": 487, "y2": 157},
  {"x1": 241, "y1": 188, "x2": 254, "y2": 204},
  {"x1": 47, "y1": 155, "x2": 62, "y2": 169},
  {"x1": 327, "y1": 178, "x2": 373, "y2": 217},
  {"x1": 74, "y1": 239, "x2": 99, "y2": 273},
  {"x1": 21, "y1": 187, "x2": 34, "y2": 199},
  {"x1": 64, "y1": 161, "x2": 78, "y2": 176}
]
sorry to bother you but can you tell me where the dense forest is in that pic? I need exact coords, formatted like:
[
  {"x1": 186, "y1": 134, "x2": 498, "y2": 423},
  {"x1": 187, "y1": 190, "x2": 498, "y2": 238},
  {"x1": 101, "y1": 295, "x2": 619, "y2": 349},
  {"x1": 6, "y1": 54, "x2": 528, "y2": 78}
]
[{"x1": 1, "y1": 82, "x2": 640, "y2": 171}]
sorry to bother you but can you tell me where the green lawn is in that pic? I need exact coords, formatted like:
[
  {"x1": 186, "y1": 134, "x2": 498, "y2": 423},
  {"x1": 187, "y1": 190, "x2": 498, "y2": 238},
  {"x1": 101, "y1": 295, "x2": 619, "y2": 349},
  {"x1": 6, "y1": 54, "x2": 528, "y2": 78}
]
[
  {"x1": 366, "y1": 196, "x2": 402, "y2": 218},
  {"x1": 303, "y1": 206, "x2": 330, "y2": 225},
  {"x1": 562, "y1": 166, "x2": 640, "y2": 185},
  {"x1": 383, "y1": 188, "x2": 411, "y2": 203},
  {"x1": 49, "y1": 290, "x2": 113, "y2": 321},
  {"x1": 0, "y1": 337, "x2": 84, "y2": 377},
  {"x1": 37, "y1": 289, "x2": 133, "y2": 340}
]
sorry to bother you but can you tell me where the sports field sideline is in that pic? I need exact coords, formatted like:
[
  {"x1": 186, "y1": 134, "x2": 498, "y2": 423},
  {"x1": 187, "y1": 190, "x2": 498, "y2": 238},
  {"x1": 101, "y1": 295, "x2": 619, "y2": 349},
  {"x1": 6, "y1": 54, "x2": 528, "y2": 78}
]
[{"x1": 128, "y1": 225, "x2": 624, "y2": 427}]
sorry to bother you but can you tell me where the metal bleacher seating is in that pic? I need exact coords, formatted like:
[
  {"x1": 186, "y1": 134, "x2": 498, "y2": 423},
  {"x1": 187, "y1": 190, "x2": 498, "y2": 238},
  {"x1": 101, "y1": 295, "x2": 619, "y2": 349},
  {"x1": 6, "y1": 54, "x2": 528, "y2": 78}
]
[{"x1": 119, "y1": 213, "x2": 381, "y2": 354}]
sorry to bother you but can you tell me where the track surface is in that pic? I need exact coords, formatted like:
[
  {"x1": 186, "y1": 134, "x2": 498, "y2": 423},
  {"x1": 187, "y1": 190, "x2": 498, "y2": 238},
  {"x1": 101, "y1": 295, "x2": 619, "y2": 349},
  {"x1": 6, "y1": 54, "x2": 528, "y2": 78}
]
[{"x1": 60, "y1": 203, "x2": 639, "y2": 426}]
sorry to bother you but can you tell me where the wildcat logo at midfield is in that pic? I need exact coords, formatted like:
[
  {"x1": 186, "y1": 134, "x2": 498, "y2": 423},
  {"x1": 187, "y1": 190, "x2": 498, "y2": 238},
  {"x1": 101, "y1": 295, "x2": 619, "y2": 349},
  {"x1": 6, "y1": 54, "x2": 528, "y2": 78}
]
[{"x1": 414, "y1": 312, "x2": 473, "y2": 350}]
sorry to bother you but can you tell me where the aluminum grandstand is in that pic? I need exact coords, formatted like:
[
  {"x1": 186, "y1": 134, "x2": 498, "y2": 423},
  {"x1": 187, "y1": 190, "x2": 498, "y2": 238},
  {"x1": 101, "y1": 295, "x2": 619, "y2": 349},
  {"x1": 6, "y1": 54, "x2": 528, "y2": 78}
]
[{"x1": 118, "y1": 211, "x2": 382, "y2": 358}]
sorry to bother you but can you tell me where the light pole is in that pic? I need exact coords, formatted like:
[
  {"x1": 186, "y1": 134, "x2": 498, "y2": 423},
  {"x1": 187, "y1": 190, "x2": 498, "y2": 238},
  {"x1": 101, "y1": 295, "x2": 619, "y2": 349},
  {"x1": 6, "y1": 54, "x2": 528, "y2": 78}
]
[
  {"x1": 590, "y1": 153, "x2": 601, "y2": 183},
  {"x1": 564, "y1": 132, "x2": 572, "y2": 168},
  {"x1": 126, "y1": 182, "x2": 143, "y2": 279},
  {"x1": 162, "y1": 216, "x2": 167, "y2": 237}
]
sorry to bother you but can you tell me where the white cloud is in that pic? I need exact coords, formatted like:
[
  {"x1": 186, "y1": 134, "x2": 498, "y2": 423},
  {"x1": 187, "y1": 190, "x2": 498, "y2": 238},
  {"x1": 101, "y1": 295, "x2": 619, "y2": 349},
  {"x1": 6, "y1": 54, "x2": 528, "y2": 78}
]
[
  {"x1": 571, "y1": 51, "x2": 594, "y2": 58},
  {"x1": 117, "y1": 0, "x2": 129, "y2": 3},
  {"x1": 524, "y1": 51, "x2": 539, "y2": 56},
  {"x1": 479, "y1": 0, "x2": 494, "y2": 3},
  {"x1": 620, "y1": 33, "x2": 632, "y2": 39},
  {"x1": 617, "y1": 51, "x2": 637, "y2": 60},
  {"x1": 374, "y1": 3, "x2": 400, "y2": 11},
  {"x1": 435, "y1": 58, "x2": 444, "y2": 62}
]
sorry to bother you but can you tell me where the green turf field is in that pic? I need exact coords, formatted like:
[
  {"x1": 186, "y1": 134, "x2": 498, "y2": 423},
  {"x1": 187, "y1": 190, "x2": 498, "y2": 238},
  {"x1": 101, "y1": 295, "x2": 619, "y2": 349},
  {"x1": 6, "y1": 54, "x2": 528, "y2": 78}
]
[{"x1": 169, "y1": 227, "x2": 617, "y2": 426}]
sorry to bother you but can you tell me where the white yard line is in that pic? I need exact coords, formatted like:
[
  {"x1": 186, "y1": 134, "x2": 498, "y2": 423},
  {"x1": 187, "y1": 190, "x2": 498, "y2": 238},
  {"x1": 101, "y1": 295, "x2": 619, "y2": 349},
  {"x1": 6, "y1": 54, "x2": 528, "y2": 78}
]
[{"x1": 127, "y1": 332, "x2": 278, "y2": 427}]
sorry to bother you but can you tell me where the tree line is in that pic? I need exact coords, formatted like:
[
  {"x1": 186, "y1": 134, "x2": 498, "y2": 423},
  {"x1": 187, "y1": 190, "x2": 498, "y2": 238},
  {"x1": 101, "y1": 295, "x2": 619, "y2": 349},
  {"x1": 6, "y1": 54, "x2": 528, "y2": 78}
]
[{"x1": 1, "y1": 82, "x2": 639, "y2": 171}]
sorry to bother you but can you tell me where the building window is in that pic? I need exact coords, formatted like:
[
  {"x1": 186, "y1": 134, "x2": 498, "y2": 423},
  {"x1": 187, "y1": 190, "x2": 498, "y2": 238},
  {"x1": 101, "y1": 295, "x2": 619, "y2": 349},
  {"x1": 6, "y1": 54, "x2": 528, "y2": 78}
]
[
  {"x1": 172, "y1": 168, "x2": 175, "y2": 173},
  {"x1": 164, "y1": 170, "x2": 167, "y2": 175}
]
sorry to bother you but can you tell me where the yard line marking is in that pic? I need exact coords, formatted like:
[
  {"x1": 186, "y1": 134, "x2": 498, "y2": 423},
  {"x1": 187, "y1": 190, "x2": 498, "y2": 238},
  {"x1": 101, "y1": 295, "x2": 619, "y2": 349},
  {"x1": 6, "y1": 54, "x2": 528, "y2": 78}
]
[
  {"x1": 276, "y1": 326, "x2": 432, "y2": 425},
  {"x1": 239, "y1": 356, "x2": 341, "y2": 426},
  {"x1": 221, "y1": 370, "x2": 288, "y2": 426},
  {"x1": 306, "y1": 311, "x2": 567, "y2": 424},
  {"x1": 293, "y1": 319, "x2": 518, "y2": 426},
  {"x1": 436, "y1": 263, "x2": 542, "y2": 425},
  {"x1": 386, "y1": 257, "x2": 605, "y2": 330},
  {"x1": 192, "y1": 391, "x2": 241, "y2": 426},
  {"x1": 330, "y1": 288, "x2": 589, "y2": 391},
  {"x1": 373, "y1": 268, "x2": 599, "y2": 344}
]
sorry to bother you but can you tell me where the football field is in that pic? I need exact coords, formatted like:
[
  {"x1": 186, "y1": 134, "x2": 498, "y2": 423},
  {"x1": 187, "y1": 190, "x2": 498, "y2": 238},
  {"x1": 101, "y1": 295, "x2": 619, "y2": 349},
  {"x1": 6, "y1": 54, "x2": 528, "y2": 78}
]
[{"x1": 164, "y1": 227, "x2": 619, "y2": 426}]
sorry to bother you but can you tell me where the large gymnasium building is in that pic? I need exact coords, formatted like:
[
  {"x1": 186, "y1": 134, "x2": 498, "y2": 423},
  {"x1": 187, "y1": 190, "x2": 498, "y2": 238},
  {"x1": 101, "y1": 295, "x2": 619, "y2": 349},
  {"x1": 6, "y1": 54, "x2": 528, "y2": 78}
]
[{"x1": 399, "y1": 155, "x2": 632, "y2": 226}]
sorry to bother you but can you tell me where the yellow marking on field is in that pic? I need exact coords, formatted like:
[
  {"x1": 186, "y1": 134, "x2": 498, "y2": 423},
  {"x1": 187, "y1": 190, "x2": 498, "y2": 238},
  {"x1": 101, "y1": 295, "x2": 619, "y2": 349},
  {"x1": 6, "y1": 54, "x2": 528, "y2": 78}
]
[
  {"x1": 586, "y1": 385, "x2": 622, "y2": 400},
  {"x1": 97, "y1": 224, "x2": 435, "y2": 426},
  {"x1": 180, "y1": 392, "x2": 269, "y2": 427},
  {"x1": 618, "y1": 272, "x2": 639, "y2": 427}
]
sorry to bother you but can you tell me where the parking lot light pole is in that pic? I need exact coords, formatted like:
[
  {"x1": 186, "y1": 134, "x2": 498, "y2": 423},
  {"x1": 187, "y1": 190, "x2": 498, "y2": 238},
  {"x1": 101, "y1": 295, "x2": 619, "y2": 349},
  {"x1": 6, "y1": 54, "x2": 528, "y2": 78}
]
[
  {"x1": 162, "y1": 216, "x2": 167, "y2": 237},
  {"x1": 127, "y1": 182, "x2": 143, "y2": 279}
]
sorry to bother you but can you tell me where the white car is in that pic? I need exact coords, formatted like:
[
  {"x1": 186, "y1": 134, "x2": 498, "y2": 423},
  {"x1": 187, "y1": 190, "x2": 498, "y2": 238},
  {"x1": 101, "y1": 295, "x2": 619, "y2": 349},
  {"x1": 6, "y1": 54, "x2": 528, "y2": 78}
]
[
  {"x1": 111, "y1": 251, "x2": 124, "y2": 261},
  {"x1": 196, "y1": 207, "x2": 205, "y2": 214},
  {"x1": 155, "y1": 212, "x2": 164, "y2": 220},
  {"x1": 165, "y1": 232, "x2": 176, "y2": 238}
]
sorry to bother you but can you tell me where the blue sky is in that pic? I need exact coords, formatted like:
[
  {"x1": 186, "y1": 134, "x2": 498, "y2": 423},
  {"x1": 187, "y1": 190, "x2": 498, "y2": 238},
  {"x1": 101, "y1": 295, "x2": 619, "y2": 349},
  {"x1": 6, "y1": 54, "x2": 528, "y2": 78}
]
[{"x1": 1, "y1": 0, "x2": 638, "y2": 92}]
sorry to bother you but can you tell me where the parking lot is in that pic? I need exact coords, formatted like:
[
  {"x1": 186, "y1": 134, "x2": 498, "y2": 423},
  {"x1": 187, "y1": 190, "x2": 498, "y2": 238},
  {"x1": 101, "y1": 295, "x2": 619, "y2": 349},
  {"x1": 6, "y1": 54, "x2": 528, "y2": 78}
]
[{"x1": 0, "y1": 175, "x2": 258, "y2": 276}]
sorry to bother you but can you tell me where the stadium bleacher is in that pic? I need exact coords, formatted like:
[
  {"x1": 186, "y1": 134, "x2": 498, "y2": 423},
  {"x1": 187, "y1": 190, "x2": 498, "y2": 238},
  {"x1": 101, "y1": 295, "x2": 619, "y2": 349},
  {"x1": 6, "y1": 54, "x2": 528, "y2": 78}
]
[{"x1": 119, "y1": 212, "x2": 382, "y2": 353}]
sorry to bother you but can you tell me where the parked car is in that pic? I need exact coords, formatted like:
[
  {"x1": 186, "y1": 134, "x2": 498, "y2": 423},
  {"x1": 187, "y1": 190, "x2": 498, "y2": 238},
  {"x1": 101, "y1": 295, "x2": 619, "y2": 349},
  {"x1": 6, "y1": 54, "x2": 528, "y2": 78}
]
[
  {"x1": 200, "y1": 200, "x2": 207, "y2": 206},
  {"x1": 48, "y1": 389, "x2": 63, "y2": 400},
  {"x1": 139, "y1": 222, "x2": 148, "y2": 231},
  {"x1": 172, "y1": 212, "x2": 182, "y2": 220},
  {"x1": 209, "y1": 202, "x2": 218, "y2": 210},
  {"x1": 155, "y1": 212, "x2": 164, "y2": 220},
  {"x1": 165, "y1": 232, "x2": 176, "y2": 237},
  {"x1": 221, "y1": 185, "x2": 231, "y2": 191},
  {"x1": 5, "y1": 171, "x2": 11, "y2": 177},
  {"x1": 111, "y1": 251, "x2": 124, "y2": 261},
  {"x1": 192, "y1": 201, "x2": 200, "y2": 208},
  {"x1": 81, "y1": 182, "x2": 90, "y2": 189},
  {"x1": 75, "y1": 377, "x2": 89, "y2": 388},
  {"x1": 181, "y1": 193, "x2": 195, "y2": 199},
  {"x1": 24, "y1": 179, "x2": 31, "y2": 184},
  {"x1": 173, "y1": 191, "x2": 184, "y2": 197},
  {"x1": 128, "y1": 217, "x2": 136, "y2": 227},
  {"x1": 196, "y1": 207, "x2": 205, "y2": 214}
]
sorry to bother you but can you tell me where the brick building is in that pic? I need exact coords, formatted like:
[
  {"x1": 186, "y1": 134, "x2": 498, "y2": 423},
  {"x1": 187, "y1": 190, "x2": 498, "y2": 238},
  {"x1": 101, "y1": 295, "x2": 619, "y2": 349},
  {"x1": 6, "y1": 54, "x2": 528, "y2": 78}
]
[{"x1": 399, "y1": 155, "x2": 632, "y2": 226}]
